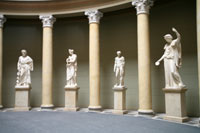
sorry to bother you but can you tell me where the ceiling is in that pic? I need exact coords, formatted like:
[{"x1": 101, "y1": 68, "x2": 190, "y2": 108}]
[{"x1": 0, "y1": 0, "x2": 132, "y2": 17}]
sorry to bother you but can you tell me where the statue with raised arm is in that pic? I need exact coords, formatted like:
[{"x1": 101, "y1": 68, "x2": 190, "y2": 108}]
[
  {"x1": 16, "y1": 49, "x2": 33, "y2": 87},
  {"x1": 114, "y1": 51, "x2": 125, "y2": 87},
  {"x1": 155, "y1": 28, "x2": 185, "y2": 89},
  {"x1": 66, "y1": 49, "x2": 77, "y2": 87}
]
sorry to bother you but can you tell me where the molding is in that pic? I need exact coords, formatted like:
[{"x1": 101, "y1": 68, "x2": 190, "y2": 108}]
[
  {"x1": 163, "y1": 88, "x2": 187, "y2": 93},
  {"x1": 132, "y1": 0, "x2": 153, "y2": 15},
  {"x1": 0, "y1": 0, "x2": 132, "y2": 16},
  {"x1": 39, "y1": 15, "x2": 56, "y2": 28},
  {"x1": 85, "y1": 10, "x2": 103, "y2": 24}
]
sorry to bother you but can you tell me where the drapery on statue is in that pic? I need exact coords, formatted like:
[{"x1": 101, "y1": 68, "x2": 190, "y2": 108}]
[
  {"x1": 66, "y1": 49, "x2": 77, "y2": 87},
  {"x1": 114, "y1": 51, "x2": 125, "y2": 87},
  {"x1": 16, "y1": 49, "x2": 33, "y2": 87},
  {"x1": 155, "y1": 27, "x2": 185, "y2": 89}
]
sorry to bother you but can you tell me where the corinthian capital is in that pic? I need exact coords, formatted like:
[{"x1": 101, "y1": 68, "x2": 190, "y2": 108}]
[
  {"x1": 132, "y1": 0, "x2": 154, "y2": 15},
  {"x1": 0, "y1": 15, "x2": 6, "y2": 28},
  {"x1": 85, "y1": 10, "x2": 103, "y2": 24},
  {"x1": 39, "y1": 15, "x2": 56, "y2": 28}
]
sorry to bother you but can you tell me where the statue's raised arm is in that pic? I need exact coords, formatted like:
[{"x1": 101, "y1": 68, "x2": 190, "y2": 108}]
[{"x1": 172, "y1": 27, "x2": 181, "y2": 43}]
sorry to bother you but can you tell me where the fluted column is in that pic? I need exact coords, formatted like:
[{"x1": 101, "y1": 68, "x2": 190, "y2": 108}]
[
  {"x1": 39, "y1": 15, "x2": 56, "y2": 109},
  {"x1": 132, "y1": 0, "x2": 154, "y2": 114},
  {"x1": 0, "y1": 15, "x2": 6, "y2": 109},
  {"x1": 85, "y1": 10, "x2": 103, "y2": 111}
]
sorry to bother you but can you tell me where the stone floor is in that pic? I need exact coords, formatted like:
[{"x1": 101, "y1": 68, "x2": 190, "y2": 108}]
[{"x1": 1, "y1": 107, "x2": 200, "y2": 128}]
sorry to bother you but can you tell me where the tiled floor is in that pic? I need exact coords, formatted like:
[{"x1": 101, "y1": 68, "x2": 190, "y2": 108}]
[{"x1": 1, "y1": 107, "x2": 200, "y2": 127}]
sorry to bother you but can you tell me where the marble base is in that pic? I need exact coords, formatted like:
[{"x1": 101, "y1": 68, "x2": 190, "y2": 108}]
[
  {"x1": 64, "y1": 107, "x2": 80, "y2": 112},
  {"x1": 14, "y1": 85, "x2": 31, "y2": 111},
  {"x1": 112, "y1": 110, "x2": 128, "y2": 115},
  {"x1": 14, "y1": 107, "x2": 31, "y2": 111},
  {"x1": 164, "y1": 115, "x2": 189, "y2": 123},
  {"x1": 112, "y1": 86, "x2": 127, "y2": 115},
  {"x1": 64, "y1": 86, "x2": 80, "y2": 112},
  {"x1": 163, "y1": 88, "x2": 188, "y2": 123}
]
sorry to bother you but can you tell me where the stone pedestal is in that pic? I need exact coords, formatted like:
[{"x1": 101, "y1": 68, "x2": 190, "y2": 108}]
[
  {"x1": 64, "y1": 86, "x2": 80, "y2": 111},
  {"x1": 163, "y1": 88, "x2": 188, "y2": 123},
  {"x1": 14, "y1": 86, "x2": 31, "y2": 111},
  {"x1": 112, "y1": 86, "x2": 128, "y2": 115}
]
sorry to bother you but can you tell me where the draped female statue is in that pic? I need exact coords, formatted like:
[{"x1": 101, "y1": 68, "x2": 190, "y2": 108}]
[
  {"x1": 66, "y1": 49, "x2": 77, "y2": 87},
  {"x1": 155, "y1": 28, "x2": 185, "y2": 89},
  {"x1": 16, "y1": 49, "x2": 33, "y2": 87}
]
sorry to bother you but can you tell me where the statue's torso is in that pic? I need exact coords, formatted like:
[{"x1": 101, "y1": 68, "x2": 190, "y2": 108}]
[
  {"x1": 19, "y1": 56, "x2": 32, "y2": 65},
  {"x1": 164, "y1": 41, "x2": 176, "y2": 59},
  {"x1": 115, "y1": 56, "x2": 125, "y2": 67},
  {"x1": 67, "y1": 54, "x2": 77, "y2": 64}
]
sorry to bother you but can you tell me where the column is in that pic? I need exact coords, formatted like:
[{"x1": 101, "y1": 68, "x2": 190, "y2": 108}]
[
  {"x1": 39, "y1": 15, "x2": 56, "y2": 109},
  {"x1": 197, "y1": 0, "x2": 200, "y2": 117},
  {"x1": 85, "y1": 10, "x2": 103, "y2": 111},
  {"x1": 0, "y1": 15, "x2": 6, "y2": 109},
  {"x1": 132, "y1": 0, "x2": 154, "y2": 114}
]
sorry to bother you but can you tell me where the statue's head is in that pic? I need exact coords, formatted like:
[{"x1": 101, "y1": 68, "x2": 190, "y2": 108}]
[
  {"x1": 69, "y1": 49, "x2": 74, "y2": 55},
  {"x1": 117, "y1": 51, "x2": 121, "y2": 57},
  {"x1": 21, "y1": 49, "x2": 27, "y2": 57},
  {"x1": 164, "y1": 34, "x2": 173, "y2": 43}
]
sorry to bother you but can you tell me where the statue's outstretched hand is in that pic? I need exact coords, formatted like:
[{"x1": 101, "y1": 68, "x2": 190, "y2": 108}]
[
  {"x1": 155, "y1": 61, "x2": 160, "y2": 66},
  {"x1": 172, "y1": 27, "x2": 177, "y2": 32}
]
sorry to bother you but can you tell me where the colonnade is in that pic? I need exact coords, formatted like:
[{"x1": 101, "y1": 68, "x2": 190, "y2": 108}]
[{"x1": 0, "y1": 0, "x2": 196, "y2": 114}]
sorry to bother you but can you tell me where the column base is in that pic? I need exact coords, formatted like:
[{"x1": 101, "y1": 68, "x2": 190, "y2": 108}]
[
  {"x1": 88, "y1": 105, "x2": 102, "y2": 112},
  {"x1": 138, "y1": 109, "x2": 154, "y2": 115},
  {"x1": 164, "y1": 115, "x2": 189, "y2": 123},
  {"x1": 15, "y1": 85, "x2": 31, "y2": 111},
  {"x1": 41, "y1": 104, "x2": 54, "y2": 110},
  {"x1": 163, "y1": 87, "x2": 188, "y2": 123},
  {"x1": 112, "y1": 86, "x2": 127, "y2": 115}
]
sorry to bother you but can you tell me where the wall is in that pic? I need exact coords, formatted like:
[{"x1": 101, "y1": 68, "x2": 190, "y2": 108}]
[{"x1": 2, "y1": 0, "x2": 199, "y2": 116}]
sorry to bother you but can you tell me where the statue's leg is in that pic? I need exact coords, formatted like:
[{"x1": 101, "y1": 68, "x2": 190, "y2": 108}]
[
  {"x1": 72, "y1": 76, "x2": 76, "y2": 86},
  {"x1": 120, "y1": 76, "x2": 124, "y2": 86},
  {"x1": 170, "y1": 61, "x2": 184, "y2": 87},
  {"x1": 175, "y1": 70, "x2": 184, "y2": 86},
  {"x1": 116, "y1": 69, "x2": 120, "y2": 86},
  {"x1": 73, "y1": 78, "x2": 76, "y2": 86}
]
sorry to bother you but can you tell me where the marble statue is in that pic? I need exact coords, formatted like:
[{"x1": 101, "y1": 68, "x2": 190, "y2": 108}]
[
  {"x1": 16, "y1": 49, "x2": 33, "y2": 87},
  {"x1": 114, "y1": 51, "x2": 125, "y2": 87},
  {"x1": 155, "y1": 27, "x2": 185, "y2": 89},
  {"x1": 66, "y1": 49, "x2": 77, "y2": 87}
]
